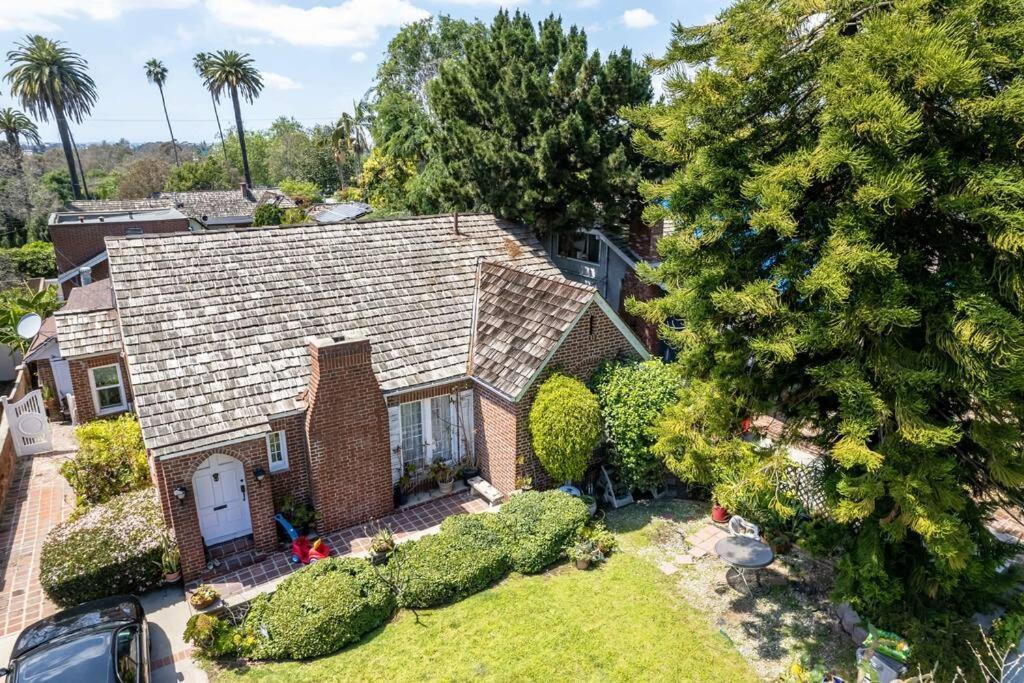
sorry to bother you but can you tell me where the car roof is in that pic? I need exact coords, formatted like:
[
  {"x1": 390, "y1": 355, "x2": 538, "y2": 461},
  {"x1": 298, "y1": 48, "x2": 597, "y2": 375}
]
[
  {"x1": 14, "y1": 631, "x2": 116, "y2": 683},
  {"x1": 12, "y1": 595, "x2": 142, "y2": 659}
]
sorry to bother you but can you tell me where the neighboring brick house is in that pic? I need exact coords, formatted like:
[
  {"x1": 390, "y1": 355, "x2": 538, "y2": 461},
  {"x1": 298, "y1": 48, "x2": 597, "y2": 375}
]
[
  {"x1": 52, "y1": 213, "x2": 646, "y2": 581},
  {"x1": 50, "y1": 208, "x2": 190, "y2": 297}
]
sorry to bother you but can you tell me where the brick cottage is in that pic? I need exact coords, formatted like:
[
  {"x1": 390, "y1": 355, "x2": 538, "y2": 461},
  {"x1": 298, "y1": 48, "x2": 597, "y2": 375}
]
[{"x1": 35, "y1": 214, "x2": 648, "y2": 581}]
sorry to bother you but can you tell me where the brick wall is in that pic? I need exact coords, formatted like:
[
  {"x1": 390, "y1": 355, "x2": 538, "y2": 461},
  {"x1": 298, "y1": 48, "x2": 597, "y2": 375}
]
[
  {"x1": 152, "y1": 438, "x2": 279, "y2": 582},
  {"x1": 50, "y1": 217, "x2": 189, "y2": 297},
  {"x1": 266, "y1": 413, "x2": 311, "y2": 507},
  {"x1": 0, "y1": 369, "x2": 27, "y2": 514},
  {"x1": 474, "y1": 385, "x2": 519, "y2": 494},
  {"x1": 304, "y1": 337, "x2": 393, "y2": 533},
  {"x1": 514, "y1": 304, "x2": 642, "y2": 492},
  {"x1": 35, "y1": 359, "x2": 56, "y2": 403},
  {"x1": 67, "y1": 354, "x2": 133, "y2": 423},
  {"x1": 627, "y1": 218, "x2": 664, "y2": 261},
  {"x1": 621, "y1": 270, "x2": 663, "y2": 355}
]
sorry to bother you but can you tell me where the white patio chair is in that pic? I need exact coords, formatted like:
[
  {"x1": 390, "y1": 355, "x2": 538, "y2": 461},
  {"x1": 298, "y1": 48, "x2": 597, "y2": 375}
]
[{"x1": 728, "y1": 515, "x2": 760, "y2": 539}]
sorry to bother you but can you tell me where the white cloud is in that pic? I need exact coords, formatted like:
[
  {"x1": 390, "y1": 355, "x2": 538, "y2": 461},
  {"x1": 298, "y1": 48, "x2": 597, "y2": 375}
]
[
  {"x1": 262, "y1": 71, "x2": 303, "y2": 90},
  {"x1": 350, "y1": 51, "x2": 367, "y2": 63},
  {"x1": 205, "y1": 0, "x2": 429, "y2": 48},
  {"x1": 621, "y1": 8, "x2": 656, "y2": 29},
  {"x1": 0, "y1": 0, "x2": 196, "y2": 32}
]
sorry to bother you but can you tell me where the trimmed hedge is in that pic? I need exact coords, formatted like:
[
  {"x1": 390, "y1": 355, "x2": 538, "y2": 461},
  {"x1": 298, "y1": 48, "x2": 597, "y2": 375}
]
[
  {"x1": 243, "y1": 557, "x2": 396, "y2": 660},
  {"x1": 497, "y1": 490, "x2": 590, "y2": 573},
  {"x1": 397, "y1": 513, "x2": 509, "y2": 608},
  {"x1": 230, "y1": 491, "x2": 590, "y2": 662},
  {"x1": 40, "y1": 488, "x2": 168, "y2": 607},
  {"x1": 62, "y1": 414, "x2": 149, "y2": 508},
  {"x1": 528, "y1": 373, "x2": 601, "y2": 483}
]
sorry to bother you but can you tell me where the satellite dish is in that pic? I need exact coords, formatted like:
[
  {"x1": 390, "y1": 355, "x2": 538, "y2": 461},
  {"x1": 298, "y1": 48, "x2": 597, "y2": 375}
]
[{"x1": 16, "y1": 313, "x2": 42, "y2": 341}]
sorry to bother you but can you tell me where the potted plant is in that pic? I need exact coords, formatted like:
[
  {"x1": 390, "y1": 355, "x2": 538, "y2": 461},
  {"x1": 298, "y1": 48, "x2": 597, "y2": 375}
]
[
  {"x1": 189, "y1": 584, "x2": 219, "y2": 610},
  {"x1": 277, "y1": 495, "x2": 320, "y2": 535},
  {"x1": 582, "y1": 522, "x2": 617, "y2": 556},
  {"x1": 161, "y1": 546, "x2": 181, "y2": 583},
  {"x1": 770, "y1": 533, "x2": 793, "y2": 555},
  {"x1": 430, "y1": 461, "x2": 455, "y2": 494},
  {"x1": 41, "y1": 384, "x2": 58, "y2": 418},
  {"x1": 396, "y1": 462, "x2": 417, "y2": 506},
  {"x1": 515, "y1": 476, "x2": 533, "y2": 492},
  {"x1": 568, "y1": 540, "x2": 603, "y2": 570},
  {"x1": 458, "y1": 454, "x2": 480, "y2": 485},
  {"x1": 711, "y1": 500, "x2": 731, "y2": 523},
  {"x1": 369, "y1": 527, "x2": 394, "y2": 565},
  {"x1": 581, "y1": 494, "x2": 598, "y2": 517}
]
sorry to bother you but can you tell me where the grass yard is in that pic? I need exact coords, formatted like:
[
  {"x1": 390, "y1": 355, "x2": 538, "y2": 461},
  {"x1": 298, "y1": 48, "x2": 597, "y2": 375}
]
[{"x1": 210, "y1": 536, "x2": 756, "y2": 682}]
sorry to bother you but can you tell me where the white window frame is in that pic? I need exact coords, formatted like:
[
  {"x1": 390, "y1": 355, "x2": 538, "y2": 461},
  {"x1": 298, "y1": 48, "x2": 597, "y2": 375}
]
[
  {"x1": 88, "y1": 363, "x2": 127, "y2": 416},
  {"x1": 398, "y1": 397, "x2": 458, "y2": 470},
  {"x1": 266, "y1": 430, "x2": 289, "y2": 473}
]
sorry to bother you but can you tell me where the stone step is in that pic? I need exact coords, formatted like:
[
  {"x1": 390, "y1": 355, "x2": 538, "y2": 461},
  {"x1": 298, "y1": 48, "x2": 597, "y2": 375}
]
[
  {"x1": 198, "y1": 547, "x2": 267, "y2": 582},
  {"x1": 468, "y1": 476, "x2": 503, "y2": 506}
]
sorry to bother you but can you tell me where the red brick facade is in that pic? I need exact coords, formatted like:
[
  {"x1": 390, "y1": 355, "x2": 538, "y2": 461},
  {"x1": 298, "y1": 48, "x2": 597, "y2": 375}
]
[
  {"x1": 67, "y1": 354, "x2": 133, "y2": 423},
  {"x1": 304, "y1": 337, "x2": 393, "y2": 534},
  {"x1": 34, "y1": 359, "x2": 56, "y2": 406},
  {"x1": 50, "y1": 217, "x2": 189, "y2": 296},
  {"x1": 620, "y1": 270, "x2": 662, "y2": 355},
  {"x1": 145, "y1": 305, "x2": 641, "y2": 582}
]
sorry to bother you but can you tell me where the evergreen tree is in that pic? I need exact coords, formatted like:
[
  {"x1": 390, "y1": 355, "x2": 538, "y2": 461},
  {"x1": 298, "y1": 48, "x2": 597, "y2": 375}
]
[
  {"x1": 629, "y1": 0, "x2": 1024, "y2": 623},
  {"x1": 426, "y1": 11, "x2": 652, "y2": 233}
]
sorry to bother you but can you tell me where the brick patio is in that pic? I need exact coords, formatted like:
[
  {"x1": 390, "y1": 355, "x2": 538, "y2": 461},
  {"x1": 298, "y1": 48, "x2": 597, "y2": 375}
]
[
  {"x1": 191, "y1": 489, "x2": 492, "y2": 603},
  {"x1": 0, "y1": 424, "x2": 77, "y2": 637}
]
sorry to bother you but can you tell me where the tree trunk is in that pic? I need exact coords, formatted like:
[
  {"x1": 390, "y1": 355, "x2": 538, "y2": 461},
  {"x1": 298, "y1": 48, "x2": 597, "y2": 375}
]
[
  {"x1": 212, "y1": 93, "x2": 228, "y2": 165},
  {"x1": 232, "y1": 86, "x2": 252, "y2": 189},
  {"x1": 159, "y1": 84, "x2": 180, "y2": 167},
  {"x1": 69, "y1": 128, "x2": 90, "y2": 199},
  {"x1": 55, "y1": 108, "x2": 82, "y2": 200}
]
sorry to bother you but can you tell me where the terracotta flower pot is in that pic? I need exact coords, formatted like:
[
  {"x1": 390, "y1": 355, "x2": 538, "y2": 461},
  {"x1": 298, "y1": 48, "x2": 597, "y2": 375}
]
[
  {"x1": 164, "y1": 570, "x2": 181, "y2": 583},
  {"x1": 711, "y1": 503, "x2": 731, "y2": 523}
]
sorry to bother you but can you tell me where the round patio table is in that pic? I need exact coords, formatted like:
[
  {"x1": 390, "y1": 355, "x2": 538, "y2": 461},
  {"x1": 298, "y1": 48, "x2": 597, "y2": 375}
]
[{"x1": 714, "y1": 535, "x2": 775, "y2": 594}]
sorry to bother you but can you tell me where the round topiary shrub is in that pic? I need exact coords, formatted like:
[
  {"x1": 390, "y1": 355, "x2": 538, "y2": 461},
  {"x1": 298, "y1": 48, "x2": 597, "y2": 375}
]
[
  {"x1": 243, "y1": 557, "x2": 396, "y2": 660},
  {"x1": 592, "y1": 359, "x2": 682, "y2": 489},
  {"x1": 396, "y1": 513, "x2": 509, "y2": 608},
  {"x1": 528, "y1": 373, "x2": 601, "y2": 484},
  {"x1": 497, "y1": 490, "x2": 589, "y2": 574},
  {"x1": 40, "y1": 488, "x2": 169, "y2": 607}
]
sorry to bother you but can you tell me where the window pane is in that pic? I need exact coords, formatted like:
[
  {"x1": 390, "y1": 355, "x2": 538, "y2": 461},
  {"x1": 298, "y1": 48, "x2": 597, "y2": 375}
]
[
  {"x1": 268, "y1": 433, "x2": 282, "y2": 463},
  {"x1": 93, "y1": 366, "x2": 119, "y2": 387},
  {"x1": 430, "y1": 397, "x2": 452, "y2": 463},
  {"x1": 400, "y1": 402, "x2": 424, "y2": 468},
  {"x1": 98, "y1": 386, "x2": 124, "y2": 410}
]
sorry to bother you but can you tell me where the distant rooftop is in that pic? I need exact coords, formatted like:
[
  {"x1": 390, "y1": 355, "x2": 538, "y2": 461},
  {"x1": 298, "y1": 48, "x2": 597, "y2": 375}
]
[
  {"x1": 64, "y1": 186, "x2": 296, "y2": 225},
  {"x1": 51, "y1": 207, "x2": 187, "y2": 225}
]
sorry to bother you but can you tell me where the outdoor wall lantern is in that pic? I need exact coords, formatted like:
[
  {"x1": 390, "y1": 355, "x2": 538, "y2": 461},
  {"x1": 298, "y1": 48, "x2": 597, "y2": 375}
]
[
  {"x1": 173, "y1": 485, "x2": 188, "y2": 505},
  {"x1": 253, "y1": 466, "x2": 266, "y2": 484}
]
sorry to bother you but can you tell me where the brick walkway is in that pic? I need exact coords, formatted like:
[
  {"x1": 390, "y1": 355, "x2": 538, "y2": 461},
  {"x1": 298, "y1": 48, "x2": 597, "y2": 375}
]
[
  {"x1": 0, "y1": 424, "x2": 77, "y2": 637},
  {"x1": 194, "y1": 489, "x2": 491, "y2": 602}
]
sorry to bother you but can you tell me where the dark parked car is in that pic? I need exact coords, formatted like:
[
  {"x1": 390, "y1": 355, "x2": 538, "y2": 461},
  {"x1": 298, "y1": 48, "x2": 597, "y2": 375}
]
[{"x1": 0, "y1": 596, "x2": 150, "y2": 682}]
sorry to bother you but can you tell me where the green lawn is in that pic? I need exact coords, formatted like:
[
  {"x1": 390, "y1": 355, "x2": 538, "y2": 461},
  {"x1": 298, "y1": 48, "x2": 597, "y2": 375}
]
[{"x1": 210, "y1": 538, "x2": 756, "y2": 682}]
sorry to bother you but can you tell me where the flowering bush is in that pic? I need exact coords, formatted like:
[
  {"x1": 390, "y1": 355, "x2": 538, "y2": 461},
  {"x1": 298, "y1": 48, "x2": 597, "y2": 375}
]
[
  {"x1": 40, "y1": 488, "x2": 170, "y2": 606},
  {"x1": 62, "y1": 414, "x2": 149, "y2": 508}
]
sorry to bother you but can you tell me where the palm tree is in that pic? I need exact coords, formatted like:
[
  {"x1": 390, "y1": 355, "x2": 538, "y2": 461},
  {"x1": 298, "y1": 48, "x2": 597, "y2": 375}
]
[
  {"x1": 0, "y1": 107, "x2": 40, "y2": 155},
  {"x1": 202, "y1": 50, "x2": 263, "y2": 188},
  {"x1": 4, "y1": 35, "x2": 97, "y2": 200},
  {"x1": 331, "y1": 101, "x2": 371, "y2": 187},
  {"x1": 144, "y1": 59, "x2": 179, "y2": 167},
  {"x1": 193, "y1": 52, "x2": 228, "y2": 164}
]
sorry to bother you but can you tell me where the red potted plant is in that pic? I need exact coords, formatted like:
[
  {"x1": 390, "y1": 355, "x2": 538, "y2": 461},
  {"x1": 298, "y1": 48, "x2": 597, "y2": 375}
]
[{"x1": 711, "y1": 500, "x2": 731, "y2": 523}]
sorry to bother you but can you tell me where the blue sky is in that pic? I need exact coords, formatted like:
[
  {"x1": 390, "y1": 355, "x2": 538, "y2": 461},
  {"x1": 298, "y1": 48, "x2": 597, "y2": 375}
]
[{"x1": 0, "y1": 1, "x2": 725, "y2": 144}]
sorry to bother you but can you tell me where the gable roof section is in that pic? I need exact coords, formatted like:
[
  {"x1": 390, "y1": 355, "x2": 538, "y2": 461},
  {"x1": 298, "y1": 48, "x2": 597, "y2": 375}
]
[
  {"x1": 54, "y1": 279, "x2": 121, "y2": 359},
  {"x1": 470, "y1": 262, "x2": 595, "y2": 398},
  {"x1": 106, "y1": 214, "x2": 561, "y2": 458},
  {"x1": 23, "y1": 316, "x2": 56, "y2": 363}
]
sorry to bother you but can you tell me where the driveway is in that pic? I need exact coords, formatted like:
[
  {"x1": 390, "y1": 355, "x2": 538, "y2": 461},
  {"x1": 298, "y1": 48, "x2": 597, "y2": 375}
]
[{"x1": 0, "y1": 423, "x2": 77, "y2": 638}]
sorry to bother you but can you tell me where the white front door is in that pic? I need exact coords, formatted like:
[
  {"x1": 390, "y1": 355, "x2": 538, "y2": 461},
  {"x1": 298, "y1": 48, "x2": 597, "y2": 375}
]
[
  {"x1": 51, "y1": 359, "x2": 73, "y2": 399},
  {"x1": 192, "y1": 454, "x2": 252, "y2": 545}
]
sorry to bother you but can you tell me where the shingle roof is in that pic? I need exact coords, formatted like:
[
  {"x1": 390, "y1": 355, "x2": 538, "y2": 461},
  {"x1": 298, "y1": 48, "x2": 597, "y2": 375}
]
[
  {"x1": 470, "y1": 262, "x2": 595, "y2": 398},
  {"x1": 23, "y1": 316, "x2": 56, "y2": 363},
  {"x1": 54, "y1": 279, "x2": 121, "y2": 359},
  {"x1": 106, "y1": 213, "x2": 562, "y2": 457},
  {"x1": 65, "y1": 188, "x2": 295, "y2": 224}
]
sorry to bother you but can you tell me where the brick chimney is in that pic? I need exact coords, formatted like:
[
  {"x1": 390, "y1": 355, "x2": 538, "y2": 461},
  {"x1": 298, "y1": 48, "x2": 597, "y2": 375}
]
[
  {"x1": 627, "y1": 217, "x2": 665, "y2": 261},
  {"x1": 304, "y1": 336, "x2": 393, "y2": 532}
]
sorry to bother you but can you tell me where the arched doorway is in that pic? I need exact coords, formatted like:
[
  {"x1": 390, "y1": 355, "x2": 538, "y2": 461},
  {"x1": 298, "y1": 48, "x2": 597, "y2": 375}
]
[{"x1": 192, "y1": 453, "x2": 253, "y2": 546}]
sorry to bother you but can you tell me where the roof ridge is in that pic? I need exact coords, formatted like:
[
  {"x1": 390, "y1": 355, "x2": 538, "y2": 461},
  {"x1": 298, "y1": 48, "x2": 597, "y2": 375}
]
[{"x1": 480, "y1": 259, "x2": 596, "y2": 295}]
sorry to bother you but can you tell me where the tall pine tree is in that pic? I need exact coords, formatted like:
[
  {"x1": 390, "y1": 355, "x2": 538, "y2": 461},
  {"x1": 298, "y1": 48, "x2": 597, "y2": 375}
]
[
  {"x1": 425, "y1": 11, "x2": 653, "y2": 233},
  {"x1": 630, "y1": 0, "x2": 1024, "y2": 621}
]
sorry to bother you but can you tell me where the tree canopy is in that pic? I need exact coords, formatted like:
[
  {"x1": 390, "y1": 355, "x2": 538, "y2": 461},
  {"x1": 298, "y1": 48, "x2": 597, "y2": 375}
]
[{"x1": 630, "y1": 0, "x2": 1024, "y2": 624}]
